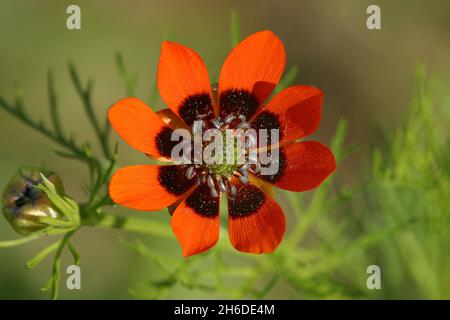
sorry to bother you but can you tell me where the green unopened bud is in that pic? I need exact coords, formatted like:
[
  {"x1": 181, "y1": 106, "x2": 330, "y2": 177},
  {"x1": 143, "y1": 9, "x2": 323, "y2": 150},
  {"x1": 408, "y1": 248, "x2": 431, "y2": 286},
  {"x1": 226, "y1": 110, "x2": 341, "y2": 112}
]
[{"x1": 2, "y1": 168, "x2": 64, "y2": 236}]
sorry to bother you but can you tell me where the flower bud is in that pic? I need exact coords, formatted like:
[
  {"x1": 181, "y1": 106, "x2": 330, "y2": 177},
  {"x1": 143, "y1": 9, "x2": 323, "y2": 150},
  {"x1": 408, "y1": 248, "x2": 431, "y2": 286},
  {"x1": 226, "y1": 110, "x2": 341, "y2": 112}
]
[{"x1": 2, "y1": 168, "x2": 64, "y2": 236}]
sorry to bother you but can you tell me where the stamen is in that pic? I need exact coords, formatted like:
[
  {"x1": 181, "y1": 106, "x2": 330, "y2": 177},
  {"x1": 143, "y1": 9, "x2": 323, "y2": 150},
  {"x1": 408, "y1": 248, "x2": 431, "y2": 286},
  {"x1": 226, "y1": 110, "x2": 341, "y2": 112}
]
[
  {"x1": 238, "y1": 175, "x2": 248, "y2": 184},
  {"x1": 185, "y1": 166, "x2": 196, "y2": 180},
  {"x1": 195, "y1": 112, "x2": 256, "y2": 195},
  {"x1": 211, "y1": 119, "x2": 221, "y2": 129},
  {"x1": 197, "y1": 171, "x2": 207, "y2": 184},
  {"x1": 229, "y1": 184, "x2": 237, "y2": 196},
  {"x1": 210, "y1": 187, "x2": 219, "y2": 198},
  {"x1": 236, "y1": 122, "x2": 250, "y2": 129},
  {"x1": 218, "y1": 177, "x2": 227, "y2": 193},
  {"x1": 224, "y1": 114, "x2": 235, "y2": 124},
  {"x1": 207, "y1": 174, "x2": 215, "y2": 190}
]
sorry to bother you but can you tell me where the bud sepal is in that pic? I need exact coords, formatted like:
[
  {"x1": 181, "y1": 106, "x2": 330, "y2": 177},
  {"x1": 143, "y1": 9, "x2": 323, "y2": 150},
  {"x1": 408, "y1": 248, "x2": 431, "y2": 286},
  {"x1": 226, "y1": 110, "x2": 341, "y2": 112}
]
[{"x1": 35, "y1": 173, "x2": 80, "y2": 232}]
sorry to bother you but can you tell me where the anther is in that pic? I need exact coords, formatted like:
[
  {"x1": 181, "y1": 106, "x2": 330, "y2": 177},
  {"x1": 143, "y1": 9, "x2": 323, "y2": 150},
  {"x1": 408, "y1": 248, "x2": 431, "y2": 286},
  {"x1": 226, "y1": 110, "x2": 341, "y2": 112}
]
[
  {"x1": 218, "y1": 178, "x2": 227, "y2": 193},
  {"x1": 238, "y1": 175, "x2": 248, "y2": 184},
  {"x1": 238, "y1": 114, "x2": 246, "y2": 122},
  {"x1": 224, "y1": 114, "x2": 235, "y2": 124},
  {"x1": 229, "y1": 184, "x2": 237, "y2": 196},
  {"x1": 236, "y1": 122, "x2": 250, "y2": 129},
  {"x1": 211, "y1": 119, "x2": 221, "y2": 129},
  {"x1": 185, "y1": 166, "x2": 196, "y2": 180},
  {"x1": 240, "y1": 162, "x2": 250, "y2": 172},
  {"x1": 239, "y1": 168, "x2": 248, "y2": 178},
  {"x1": 207, "y1": 175, "x2": 215, "y2": 190},
  {"x1": 210, "y1": 188, "x2": 219, "y2": 198}
]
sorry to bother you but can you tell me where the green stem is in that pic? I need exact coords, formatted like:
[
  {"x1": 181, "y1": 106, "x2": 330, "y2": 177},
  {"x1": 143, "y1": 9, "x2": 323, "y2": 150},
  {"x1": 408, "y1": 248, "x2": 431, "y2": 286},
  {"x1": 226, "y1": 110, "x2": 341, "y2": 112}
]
[
  {"x1": 274, "y1": 66, "x2": 299, "y2": 94},
  {"x1": 67, "y1": 240, "x2": 81, "y2": 265},
  {"x1": 47, "y1": 70, "x2": 63, "y2": 137},
  {"x1": 95, "y1": 213, "x2": 174, "y2": 239},
  {"x1": 230, "y1": 10, "x2": 241, "y2": 48},
  {"x1": 0, "y1": 234, "x2": 42, "y2": 248},
  {"x1": 95, "y1": 213, "x2": 235, "y2": 253},
  {"x1": 26, "y1": 242, "x2": 60, "y2": 269},
  {"x1": 68, "y1": 63, "x2": 111, "y2": 158},
  {"x1": 49, "y1": 230, "x2": 76, "y2": 300},
  {"x1": 286, "y1": 182, "x2": 331, "y2": 246},
  {"x1": 115, "y1": 52, "x2": 138, "y2": 96},
  {"x1": 254, "y1": 274, "x2": 280, "y2": 299}
]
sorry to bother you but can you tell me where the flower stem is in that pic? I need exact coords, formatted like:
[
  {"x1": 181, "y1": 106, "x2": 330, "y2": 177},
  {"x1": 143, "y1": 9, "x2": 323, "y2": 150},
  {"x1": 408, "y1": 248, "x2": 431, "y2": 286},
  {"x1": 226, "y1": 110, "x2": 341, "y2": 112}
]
[
  {"x1": 48, "y1": 230, "x2": 76, "y2": 300},
  {"x1": 96, "y1": 212, "x2": 235, "y2": 252},
  {"x1": 0, "y1": 234, "x2": 42, "y2": 248},
  {"x1": 95, "y1": 213, "x2": 174, "y2": 239}
]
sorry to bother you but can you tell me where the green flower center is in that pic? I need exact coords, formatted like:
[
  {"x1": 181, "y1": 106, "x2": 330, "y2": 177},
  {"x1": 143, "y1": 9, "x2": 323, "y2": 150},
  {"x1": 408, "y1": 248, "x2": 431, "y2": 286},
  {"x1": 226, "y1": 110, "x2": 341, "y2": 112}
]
[{"x1": 184, "y1": 114, "x2": 258, "y2": 198}]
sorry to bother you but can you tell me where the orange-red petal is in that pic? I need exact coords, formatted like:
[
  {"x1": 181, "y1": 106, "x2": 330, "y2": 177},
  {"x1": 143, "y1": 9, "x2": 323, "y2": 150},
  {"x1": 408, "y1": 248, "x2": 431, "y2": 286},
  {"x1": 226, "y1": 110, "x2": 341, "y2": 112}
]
[
  {"x1": 109, "y1": 97, "x2": 180, "y2": 161},
  {"x1": 255, "y1": 141, "x2": 336, "y2": 192},
  {"x1": 228, "y1": 182, "x2": 285, "y2": 254},
  {"x1": 109, "y1": 165, "x2": 195, "y2": 211},
  {"x1": 218, "y1": 31, "x2": 286, "y2": 119},
  {"x1": 251, "y1": 86, "x2": 323, "y2": 146},
  {"x1": 171, "y1": 184, "x2": 220, "y2": 257},
  {"x1": 157, "y1": 42, "x2": 214, "y2": 126}
]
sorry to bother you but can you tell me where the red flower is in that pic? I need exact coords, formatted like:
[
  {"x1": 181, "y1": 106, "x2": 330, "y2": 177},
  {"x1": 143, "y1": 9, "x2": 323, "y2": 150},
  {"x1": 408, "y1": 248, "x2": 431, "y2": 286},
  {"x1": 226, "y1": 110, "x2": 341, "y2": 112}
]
[{"x1": 108, "y1": 31, "x2": 336, "y2": 257}]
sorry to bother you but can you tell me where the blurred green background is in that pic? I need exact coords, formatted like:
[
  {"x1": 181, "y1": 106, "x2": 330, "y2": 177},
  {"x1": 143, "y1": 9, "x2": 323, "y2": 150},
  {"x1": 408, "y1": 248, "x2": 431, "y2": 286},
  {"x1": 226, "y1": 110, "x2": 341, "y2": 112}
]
[{"x1": 1, "y1": 0, "x2": 449, "y2": 299}]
